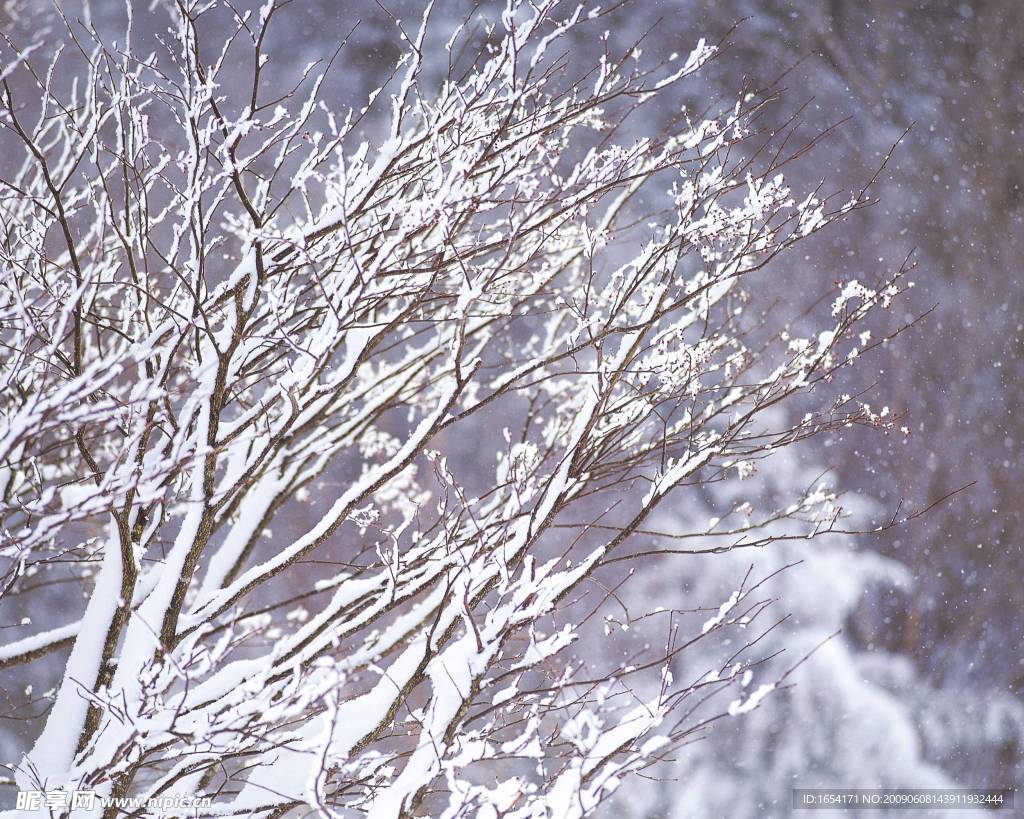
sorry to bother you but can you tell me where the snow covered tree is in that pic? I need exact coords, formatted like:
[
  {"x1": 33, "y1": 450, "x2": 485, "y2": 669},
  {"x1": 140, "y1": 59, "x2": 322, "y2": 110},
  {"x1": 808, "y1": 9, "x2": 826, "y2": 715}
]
[{"x1": 0, "y1": 1, "x2": 914, "y2": 815}]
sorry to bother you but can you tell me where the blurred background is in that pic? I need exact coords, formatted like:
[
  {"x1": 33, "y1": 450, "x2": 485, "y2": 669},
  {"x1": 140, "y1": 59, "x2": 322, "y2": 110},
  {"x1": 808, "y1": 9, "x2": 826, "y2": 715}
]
[{"x1": 1, "y1": 0, "x2": 1020, "y2": 815}]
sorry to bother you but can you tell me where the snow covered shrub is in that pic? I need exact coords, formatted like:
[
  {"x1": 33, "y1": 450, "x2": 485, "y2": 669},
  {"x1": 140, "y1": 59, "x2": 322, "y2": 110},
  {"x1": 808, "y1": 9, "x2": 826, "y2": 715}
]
[
  {"x1": 602, "y1": 446, "x2": 963, "y2": 819},
  {"x1": 0, "y1": 1, "x2": 913, "y2": 815}
]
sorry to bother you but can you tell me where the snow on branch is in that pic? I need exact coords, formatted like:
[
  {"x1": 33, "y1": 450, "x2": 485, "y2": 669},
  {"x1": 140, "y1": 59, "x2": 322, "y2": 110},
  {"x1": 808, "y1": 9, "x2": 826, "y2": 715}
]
[{"x1": 0, "y1": 1, "x2": 911, "y2": 815}]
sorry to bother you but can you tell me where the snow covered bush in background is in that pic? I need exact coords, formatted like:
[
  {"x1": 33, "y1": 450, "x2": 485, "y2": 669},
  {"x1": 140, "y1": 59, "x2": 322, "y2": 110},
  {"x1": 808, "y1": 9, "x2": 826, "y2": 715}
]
[
  {"x1": 0, "y1": 1, "x2": 913, "y2": 815},
  {"x1": 599, "y1": 444, "x2": 982, "y2": 819}
]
